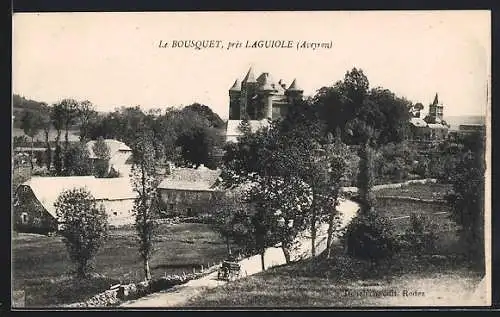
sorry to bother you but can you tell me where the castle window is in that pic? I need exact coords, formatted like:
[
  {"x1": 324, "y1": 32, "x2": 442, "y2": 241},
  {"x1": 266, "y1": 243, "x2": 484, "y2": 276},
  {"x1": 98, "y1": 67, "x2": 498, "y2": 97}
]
[{"x1": 113, "y1": 212, "x2": 117, "y2": 216}]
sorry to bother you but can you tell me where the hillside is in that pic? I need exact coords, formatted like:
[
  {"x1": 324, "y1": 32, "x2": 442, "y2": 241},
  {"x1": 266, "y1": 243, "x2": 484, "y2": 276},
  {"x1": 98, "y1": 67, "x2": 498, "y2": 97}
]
[{"x1": 444, "y1": 115, "x2": 486, "y2": 131}]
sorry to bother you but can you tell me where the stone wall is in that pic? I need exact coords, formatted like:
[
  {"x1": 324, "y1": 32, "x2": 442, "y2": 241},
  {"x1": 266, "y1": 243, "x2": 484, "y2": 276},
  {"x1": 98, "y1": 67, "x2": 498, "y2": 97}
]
[{"x1": 64, "y1": 266, "x2": 221, "y2": 308}]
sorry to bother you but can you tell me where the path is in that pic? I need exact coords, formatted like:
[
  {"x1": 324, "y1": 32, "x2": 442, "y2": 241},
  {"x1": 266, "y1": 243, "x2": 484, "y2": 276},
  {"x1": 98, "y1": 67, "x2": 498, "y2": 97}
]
[{"x1": 120, "y1": 198, "x2": 360, "y2": 307}]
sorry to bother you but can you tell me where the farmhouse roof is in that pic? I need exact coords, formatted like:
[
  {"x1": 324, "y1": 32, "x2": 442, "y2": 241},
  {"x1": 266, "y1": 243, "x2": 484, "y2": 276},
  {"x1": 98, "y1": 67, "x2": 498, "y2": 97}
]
[
  {"x1": 86, "y1": 139, "x2": 132, "y2": 159},
  {"x1": 19, "y1": 176, "x2": 137, "y2": 218},
  {"x1": 158, "y1": 166, "x2": 222, "y2": 191}
]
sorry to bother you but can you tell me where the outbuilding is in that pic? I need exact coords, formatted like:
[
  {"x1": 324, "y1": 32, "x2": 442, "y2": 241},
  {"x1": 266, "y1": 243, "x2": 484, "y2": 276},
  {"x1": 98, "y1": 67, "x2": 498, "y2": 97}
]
[{"x1": 13, "y1": 176, "x2": 137, "y2": 233}]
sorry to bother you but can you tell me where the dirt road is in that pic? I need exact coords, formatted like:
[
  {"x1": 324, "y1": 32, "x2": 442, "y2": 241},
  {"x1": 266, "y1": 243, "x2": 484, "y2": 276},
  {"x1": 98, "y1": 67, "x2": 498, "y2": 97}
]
[{"x1": 120, "y1": 198, "x2": 360, "y2": 307}]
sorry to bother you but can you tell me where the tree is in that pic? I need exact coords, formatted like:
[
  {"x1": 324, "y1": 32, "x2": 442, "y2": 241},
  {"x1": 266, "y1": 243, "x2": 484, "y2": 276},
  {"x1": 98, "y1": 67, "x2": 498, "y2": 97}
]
[
  {"x1": 357, "y1": 140, "x2": 377, "y2": 214},
  {"x1": 59, "y1": 98, "x2": 79, "y2": 150},
  {"x1": 39, "y1": 103, "x2": 52, "y2": 169},
  {"x1": 446, "y1": 145, "x2": 485, "y2": 267},
  {"x1": 92, "y1": 137, "x2": 111, "y2": 178},
  {"x1": 130, "y1": 130, "x2": 162, "y2": 281},
  {"x1": 54, "y1": 187, "x2": 108, "y2": 278},
  {"x1": 208, "y1": 190, "x2": 245, "y2": 257},
  {"x1": 323, "y1": 133, "x2": 349, "y2": 259},
  {"x1": 78, "y1": 100, "x2": 97, "y2": 142},
  {"x1": 313, "y1": 68, "x2": 412, "y2": 146},
  {"x1": 20, "y1": 110, "x2": 42, "y2": 170},
  {"x1": 63, "y1": 142, "x2": 93, "y2": 176},
  {"x1": 51, "y1": 103, "x2": 65, "y2": 175},
  {"x1": 183, "y1": 103, "x2": 225, "y2": 129}
]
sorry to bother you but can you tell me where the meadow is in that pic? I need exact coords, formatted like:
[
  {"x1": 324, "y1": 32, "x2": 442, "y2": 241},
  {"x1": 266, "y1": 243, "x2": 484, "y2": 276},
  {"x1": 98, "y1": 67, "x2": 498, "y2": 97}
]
[
  {"x1": 12, "y1": 222, "x2": 230, "y2": 307},
  {"x1": 184, "y1": 183, "x2": 481, "y2": 307}
]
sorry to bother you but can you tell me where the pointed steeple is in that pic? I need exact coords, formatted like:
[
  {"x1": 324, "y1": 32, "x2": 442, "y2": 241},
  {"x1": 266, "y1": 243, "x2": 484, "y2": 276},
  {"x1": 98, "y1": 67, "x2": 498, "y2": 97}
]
[
  {"x1": 287, "y1": 79, "x2": 303, "y2": 92},
  {"x1": 229, "y1": 79, "x2": 241, "y2": 92},
  {"x1": 242, "y1": 67, "x2": 257, "y2": 83},
  {"x1": 432, "y1": 93, "x2": 439, "y2": 105}
]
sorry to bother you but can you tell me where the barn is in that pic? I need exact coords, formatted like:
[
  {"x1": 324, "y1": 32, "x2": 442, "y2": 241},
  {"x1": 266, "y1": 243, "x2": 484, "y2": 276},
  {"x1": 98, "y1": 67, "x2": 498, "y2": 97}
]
[
  {"x1": 158, "y1": 165, "x2": 222, "y2": 217},
  {"x1": 13, "y1": 176, "x2": 138, "y2": 233}
]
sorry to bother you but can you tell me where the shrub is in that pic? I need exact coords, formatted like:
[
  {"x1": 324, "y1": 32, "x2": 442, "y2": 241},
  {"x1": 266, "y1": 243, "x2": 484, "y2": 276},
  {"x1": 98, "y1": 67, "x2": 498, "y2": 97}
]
[
  {"x1": 54, "y1": 187, "x2": 109, "y2": 278},
  {"x1": 400, "y1": 213, "x2": 439, "y2": 255},
  {"x1": 343, "y1": 211, "x2": 399, "y2": 263}
]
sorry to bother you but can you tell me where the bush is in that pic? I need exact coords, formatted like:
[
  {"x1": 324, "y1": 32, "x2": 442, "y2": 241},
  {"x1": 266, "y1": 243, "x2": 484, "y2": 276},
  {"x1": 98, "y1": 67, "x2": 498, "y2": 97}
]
[
  {"x1": 54, "y1": 188, "x2": 109, "y2": 278},
  {"x1": 400, "y1": 213, "x2": 439, "y2": 255},
  {"x1": 343, "y1": 211, "x2": 399, "y2": 263}
]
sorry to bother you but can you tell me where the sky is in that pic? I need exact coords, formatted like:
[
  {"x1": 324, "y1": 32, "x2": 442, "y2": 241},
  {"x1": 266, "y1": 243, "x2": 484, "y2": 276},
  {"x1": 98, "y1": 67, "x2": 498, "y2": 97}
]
[{"x1": 13, "y1": 11, "x2": 490, "y2": 119}]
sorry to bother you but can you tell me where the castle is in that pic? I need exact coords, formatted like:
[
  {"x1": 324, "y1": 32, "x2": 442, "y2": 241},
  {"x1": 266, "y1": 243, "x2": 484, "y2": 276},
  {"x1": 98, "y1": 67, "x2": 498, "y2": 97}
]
[{"x1": 226, "y1": 67, "x2": 304, "y2": 142}]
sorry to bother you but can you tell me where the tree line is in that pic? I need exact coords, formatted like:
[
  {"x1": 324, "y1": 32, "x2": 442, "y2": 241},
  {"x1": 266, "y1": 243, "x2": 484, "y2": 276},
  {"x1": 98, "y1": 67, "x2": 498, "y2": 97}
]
[{"x1": 16, "y1": 99, "x2": 226, "y2": 175}]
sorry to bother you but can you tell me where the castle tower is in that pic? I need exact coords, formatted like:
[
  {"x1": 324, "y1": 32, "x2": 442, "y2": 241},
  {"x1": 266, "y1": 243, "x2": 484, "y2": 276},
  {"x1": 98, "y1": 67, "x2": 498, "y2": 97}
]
[
  {"x1": 258, "y1": 73, "x2": 276, "y2": 120},
  {"x1": 240, "y1": 67, "x2": 258, "y2": 120},
  {"x1": 285, "y1": 79, "x2": 304, "y2": 103},
  {"x1": 428, "y1": 93, "x2": 444, "y2": 123},
  {"x1": 228, "y1": 79, "x2": 241, "y2": 119}
]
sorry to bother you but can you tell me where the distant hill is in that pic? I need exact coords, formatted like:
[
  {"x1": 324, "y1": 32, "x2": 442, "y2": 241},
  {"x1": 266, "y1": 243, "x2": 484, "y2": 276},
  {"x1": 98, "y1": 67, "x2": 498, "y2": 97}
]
[
  {"x1": 12, "y1": 94, "x2": 49, "y2": 129},
  {"x1": 444, "y1": 115, "x2": 486, "y2": 130}
]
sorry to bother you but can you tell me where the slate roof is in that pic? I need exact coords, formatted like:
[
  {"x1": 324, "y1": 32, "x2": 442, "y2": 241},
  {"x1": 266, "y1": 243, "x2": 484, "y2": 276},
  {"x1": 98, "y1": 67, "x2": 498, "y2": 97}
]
[
  {"x1": 242, "y1": 67, "x2": 257, "y2": 83},
  {"x1": 287, "y1": 79, "x2": 303, "y2": 92},
  {"x1": 158, "y1": 165, "x2": 222, "y2": 191},
  {"x1": 229, "y1": 79, "x2": 241, "y2": 92}
]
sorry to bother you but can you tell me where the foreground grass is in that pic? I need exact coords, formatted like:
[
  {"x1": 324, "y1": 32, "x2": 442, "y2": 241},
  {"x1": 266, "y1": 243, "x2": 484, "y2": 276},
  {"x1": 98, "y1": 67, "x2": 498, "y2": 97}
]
[
  {"x1": 185, "y1": 194, "x2": 483, "y2": 308},
  {"x1": 12, "y1": 222, "x2": 229, "y2": 307},
  {"x1": 375, "y1": 183, "x2": 453, "y2": 201},
  {"x1": 185, "y1": 253, "x2": 483, "y2": 308}
]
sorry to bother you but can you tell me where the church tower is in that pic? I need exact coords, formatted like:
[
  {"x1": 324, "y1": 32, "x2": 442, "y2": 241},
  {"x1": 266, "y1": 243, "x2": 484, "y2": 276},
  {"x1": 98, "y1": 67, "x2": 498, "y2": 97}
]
[{"x1": 428, "y1": 93, "x2": 444, "y2": 123}]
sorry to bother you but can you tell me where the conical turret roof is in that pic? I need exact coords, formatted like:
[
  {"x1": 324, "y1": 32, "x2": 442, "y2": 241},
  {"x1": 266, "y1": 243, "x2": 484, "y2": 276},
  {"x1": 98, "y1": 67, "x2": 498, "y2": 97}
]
[
  {"x1": 242, "y1": 67, "x2": 257, "y2": 83},
  {"x1": 287, "y1": 79, "x2": 303, "y2": 92},
  {"x1": 229, "y1": 79, "x2": 241, "y2": 92},
  {"x1": 258, "y1": 73, "x2": 275, "y2": 92}
]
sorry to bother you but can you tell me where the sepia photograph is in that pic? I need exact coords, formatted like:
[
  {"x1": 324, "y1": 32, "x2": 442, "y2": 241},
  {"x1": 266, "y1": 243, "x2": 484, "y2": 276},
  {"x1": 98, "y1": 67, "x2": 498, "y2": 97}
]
[{"x1": 11, "y1": 11, "x2": 491, "y2": 308}]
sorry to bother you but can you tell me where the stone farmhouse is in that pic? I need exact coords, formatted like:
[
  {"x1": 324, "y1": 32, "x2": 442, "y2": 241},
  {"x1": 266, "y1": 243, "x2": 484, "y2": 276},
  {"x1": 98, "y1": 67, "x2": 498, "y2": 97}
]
[{"x1": 157, "y1": 164, "x2": 222, "y2": 217}]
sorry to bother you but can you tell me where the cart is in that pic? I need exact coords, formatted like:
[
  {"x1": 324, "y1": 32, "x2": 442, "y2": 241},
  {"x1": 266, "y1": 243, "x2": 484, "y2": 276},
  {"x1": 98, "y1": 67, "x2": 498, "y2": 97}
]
[{"x1": 217, "y1": 260, "x2": 241, "y2": 281}]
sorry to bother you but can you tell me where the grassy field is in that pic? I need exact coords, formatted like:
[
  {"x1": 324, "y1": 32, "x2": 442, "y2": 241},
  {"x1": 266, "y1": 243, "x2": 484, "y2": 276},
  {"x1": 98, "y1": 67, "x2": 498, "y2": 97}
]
[
  {"x1": 375, "y1": 183, "x2": 453, "y2": 200},
  {"x1": 12, "y1": 222, "x2": 230, "y2": 307},
  {"x1": 184, "y1": 186, "x2": 480, "y2": 308},
  {"x1": 184, "y1": 256, "x2": 483, "y2": 307},
  {"x1": 13, "y1": 128, "x2": 80, "y2": 143}
]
